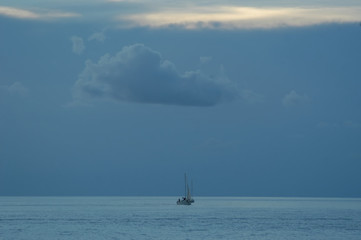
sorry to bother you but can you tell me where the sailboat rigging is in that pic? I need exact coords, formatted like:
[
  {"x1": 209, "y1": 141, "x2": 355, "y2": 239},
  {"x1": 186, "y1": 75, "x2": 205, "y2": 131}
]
[{"x1": 176, "y1": 173, "x2": 194, "y2": 205}]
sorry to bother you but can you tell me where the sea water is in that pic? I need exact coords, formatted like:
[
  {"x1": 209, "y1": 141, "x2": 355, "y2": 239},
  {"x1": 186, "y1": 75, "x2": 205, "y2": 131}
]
[{"x1": 0, "y1": 197, "x2": 360, "y2": 240}]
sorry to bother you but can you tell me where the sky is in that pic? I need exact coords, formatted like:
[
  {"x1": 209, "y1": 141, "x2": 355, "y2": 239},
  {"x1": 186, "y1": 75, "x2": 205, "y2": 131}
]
[{"x1": 1, "y1": 0, "x2": 361, "y2": 197}]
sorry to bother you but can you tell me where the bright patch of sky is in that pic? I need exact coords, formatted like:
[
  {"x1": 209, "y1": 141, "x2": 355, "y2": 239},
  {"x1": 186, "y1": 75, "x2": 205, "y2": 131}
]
[{"x1": 1, "y1": 0, "x2": 361, "y2": 29}]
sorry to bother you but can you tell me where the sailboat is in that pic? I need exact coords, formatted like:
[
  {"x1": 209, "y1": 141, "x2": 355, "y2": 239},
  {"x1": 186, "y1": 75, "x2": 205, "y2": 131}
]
[{"x1": 176, "y1": 173, "x2": 194, "y2": 205}]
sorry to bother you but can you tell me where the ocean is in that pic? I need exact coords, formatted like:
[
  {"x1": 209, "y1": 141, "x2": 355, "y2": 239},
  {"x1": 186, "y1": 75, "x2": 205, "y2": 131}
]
[{"x1": 0, "y1": 197, "x2": 360, "y2": 239}]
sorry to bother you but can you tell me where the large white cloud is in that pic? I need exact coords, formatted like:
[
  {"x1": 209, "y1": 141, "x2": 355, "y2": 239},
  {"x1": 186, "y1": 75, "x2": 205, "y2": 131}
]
[{"x1": 73, "y1": 44, "x2": 237, "y2": 106}]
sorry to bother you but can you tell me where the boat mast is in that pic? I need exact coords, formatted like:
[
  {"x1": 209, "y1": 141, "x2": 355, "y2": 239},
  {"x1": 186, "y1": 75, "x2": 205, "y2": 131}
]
[{"x1": 184, "y1": 173, "x2": 187, "y2": 197}]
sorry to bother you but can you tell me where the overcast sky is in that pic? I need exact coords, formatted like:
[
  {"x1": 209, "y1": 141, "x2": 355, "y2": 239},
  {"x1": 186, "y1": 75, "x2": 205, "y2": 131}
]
[{"x1": 1, "y1": 0, "x2": 361, "y2": 197}]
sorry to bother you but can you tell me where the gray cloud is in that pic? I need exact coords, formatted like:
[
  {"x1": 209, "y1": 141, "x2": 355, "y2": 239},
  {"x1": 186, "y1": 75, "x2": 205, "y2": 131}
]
[
  {"x1": 88, "y1": 32, "x2": 106, "y2": 42},
  {"x1": 72, "y1": 44, "x2": 237, "y2": 106},
  {"x1": 240, "y1": 89, "x2": 264, "y2": 104},
  {"x1": 71, "y1": 36, "x2": 85, "y2": 54},
  {"x1": 200, "y1": 56, "x2": 212, "y2": 64},
  {"x1": 0, "y1": 82, "x2": 28, "y2": 96},
  {"x1": 343, "y1": 120, "x2": 361, "y2": 128},
  {"x1": 282, "y1": 90, "x2": 309, "y2": 107},
  {"x1": 317, "y1": 120, "x2": 361, "y2": 129}
]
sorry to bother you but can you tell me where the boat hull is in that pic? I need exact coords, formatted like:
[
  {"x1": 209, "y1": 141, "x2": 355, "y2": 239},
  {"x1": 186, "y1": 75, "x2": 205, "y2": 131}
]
[{"x1": 176, "y1": 199, "x2": 191, "y2": 205}]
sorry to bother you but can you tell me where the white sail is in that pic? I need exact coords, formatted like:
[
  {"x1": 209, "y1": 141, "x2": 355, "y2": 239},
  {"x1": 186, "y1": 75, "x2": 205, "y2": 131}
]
[{"x1": 186, "y1": 183, "x2": 191, "y2": 200}]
